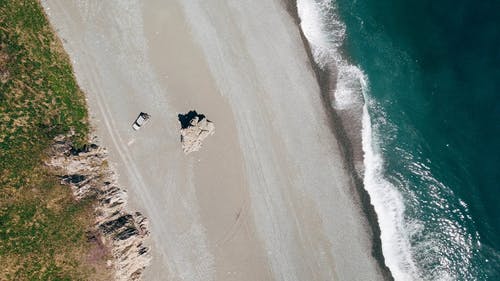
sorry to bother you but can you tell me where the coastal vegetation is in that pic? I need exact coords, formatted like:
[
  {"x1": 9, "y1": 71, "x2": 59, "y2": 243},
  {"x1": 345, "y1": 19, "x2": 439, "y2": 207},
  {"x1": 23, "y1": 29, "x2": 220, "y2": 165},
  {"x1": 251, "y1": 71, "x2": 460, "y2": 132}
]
[{"x1": 0, "y1": 0, "x2": 109, "y2": 279}]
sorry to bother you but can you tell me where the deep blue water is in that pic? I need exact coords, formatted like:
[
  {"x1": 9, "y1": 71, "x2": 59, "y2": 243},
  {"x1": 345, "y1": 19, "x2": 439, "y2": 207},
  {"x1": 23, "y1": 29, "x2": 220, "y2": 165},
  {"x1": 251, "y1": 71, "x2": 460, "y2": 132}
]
[{"x1": 335, "y1": 0, "x2": 500, "y2": 279}]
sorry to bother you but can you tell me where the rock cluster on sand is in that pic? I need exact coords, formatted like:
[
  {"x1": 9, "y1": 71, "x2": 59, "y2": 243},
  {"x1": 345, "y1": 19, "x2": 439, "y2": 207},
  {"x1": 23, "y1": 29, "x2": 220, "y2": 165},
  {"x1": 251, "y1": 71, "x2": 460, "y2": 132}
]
[
  {"x1": 178, "y1": 111, "x2": 215, "y2": 154},
  {"x1": 46, "y1": 135, "x2": 151, "y2": 281}
]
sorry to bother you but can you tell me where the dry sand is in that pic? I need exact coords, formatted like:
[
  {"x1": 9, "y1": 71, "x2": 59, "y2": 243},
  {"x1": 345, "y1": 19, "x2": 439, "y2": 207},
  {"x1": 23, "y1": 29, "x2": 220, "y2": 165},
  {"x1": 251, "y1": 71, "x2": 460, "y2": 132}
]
[{"x1": 42, "y1": 0, "x2": 387, "y2": 280}]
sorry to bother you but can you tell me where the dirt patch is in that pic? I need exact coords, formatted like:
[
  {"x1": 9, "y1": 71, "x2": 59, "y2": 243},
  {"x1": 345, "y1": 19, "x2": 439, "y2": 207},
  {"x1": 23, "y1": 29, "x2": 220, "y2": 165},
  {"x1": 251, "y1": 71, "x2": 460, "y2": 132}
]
[{"x1": 86, "y1": 231, "x2": 112, "y2": 264}]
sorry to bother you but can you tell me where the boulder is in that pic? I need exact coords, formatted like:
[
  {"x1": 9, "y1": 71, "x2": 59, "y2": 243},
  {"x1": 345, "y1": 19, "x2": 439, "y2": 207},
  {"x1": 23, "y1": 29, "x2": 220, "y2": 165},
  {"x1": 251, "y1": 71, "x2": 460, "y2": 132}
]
[{"x1": 178, "y1": 111, "x2": 215, "y2": 154}]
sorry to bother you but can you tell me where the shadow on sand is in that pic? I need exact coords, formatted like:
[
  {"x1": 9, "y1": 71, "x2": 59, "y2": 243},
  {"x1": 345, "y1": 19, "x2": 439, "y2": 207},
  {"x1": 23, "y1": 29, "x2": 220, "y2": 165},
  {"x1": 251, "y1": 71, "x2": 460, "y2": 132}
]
[{"x1": 177, "y1": 110, "x2": 207, "y2": 129}]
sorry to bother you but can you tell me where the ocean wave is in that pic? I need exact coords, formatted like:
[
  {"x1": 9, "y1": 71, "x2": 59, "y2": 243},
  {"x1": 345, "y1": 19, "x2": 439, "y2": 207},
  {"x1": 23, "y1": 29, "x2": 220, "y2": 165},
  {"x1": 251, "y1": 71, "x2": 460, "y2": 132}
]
[
  {"x1": 370, "y1": 101, "x2": 485, "y2": 280},
  {"x1": 296, "y1": 0, "x2": 361, "y2": 111},
  {"x1": 296, "y1": 0, "x2": 421, "y2": 280},
  {"x1": 296, "y1": 0, "x2": 345, "y2": 67},
  {"x1": 296, "y1": 1, "x2": 493, "y2": 280},
  {"x1": 361, "y1": 102, "x2": 423, "y2": 280}
]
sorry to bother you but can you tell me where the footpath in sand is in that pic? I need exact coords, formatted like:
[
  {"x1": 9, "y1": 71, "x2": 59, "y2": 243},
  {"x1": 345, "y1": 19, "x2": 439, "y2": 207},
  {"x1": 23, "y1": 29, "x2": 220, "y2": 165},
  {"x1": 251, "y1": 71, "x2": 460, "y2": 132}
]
[{"x1": 42, "y1": 0, "x2": 387, "y2": 280}]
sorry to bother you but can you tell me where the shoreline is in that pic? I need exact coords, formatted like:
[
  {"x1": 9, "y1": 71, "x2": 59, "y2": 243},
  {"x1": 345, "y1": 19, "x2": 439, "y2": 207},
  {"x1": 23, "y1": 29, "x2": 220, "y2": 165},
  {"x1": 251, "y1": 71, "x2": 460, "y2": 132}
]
[
  {"x1": 43, "y1": 0, "x2": 392, "y2": 279},
  {"x1": 282, "y1": 0, "x2": 393, "y2": 279}
]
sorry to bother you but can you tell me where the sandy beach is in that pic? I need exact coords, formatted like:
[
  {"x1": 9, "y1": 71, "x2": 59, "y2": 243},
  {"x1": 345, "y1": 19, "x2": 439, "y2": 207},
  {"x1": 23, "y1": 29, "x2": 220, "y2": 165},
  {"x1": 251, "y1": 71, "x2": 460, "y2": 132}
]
[{"x1": 42, "y1": 0, "x2": 388, "y2": 280}]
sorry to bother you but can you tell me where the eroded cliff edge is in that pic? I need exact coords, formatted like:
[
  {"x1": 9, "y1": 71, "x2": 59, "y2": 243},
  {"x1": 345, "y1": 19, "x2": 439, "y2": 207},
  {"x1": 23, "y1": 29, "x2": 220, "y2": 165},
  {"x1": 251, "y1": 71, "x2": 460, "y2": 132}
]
[{"x1": 46, "y1": 135, "x2": 151, "y2": 281}]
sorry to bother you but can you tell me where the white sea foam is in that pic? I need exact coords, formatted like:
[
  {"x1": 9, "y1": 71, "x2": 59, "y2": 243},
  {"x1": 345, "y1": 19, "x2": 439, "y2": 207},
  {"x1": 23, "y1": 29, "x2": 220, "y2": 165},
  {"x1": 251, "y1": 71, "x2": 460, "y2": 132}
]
[
  {"x1": 361, "y1": 102, "x2": 421, "y2": 280},
  {"x1": 335, "y1": 64, "x2": 365, "y2": 110},
  {"x1": 296, "y1": 0, "x2": 362, "y2": 111},
  {"x1": 296, "y1": 0, "x2": 421, "y2": 280},
  {"x1": 296, "y1": 0, "x2": 344, "y2": 66}
]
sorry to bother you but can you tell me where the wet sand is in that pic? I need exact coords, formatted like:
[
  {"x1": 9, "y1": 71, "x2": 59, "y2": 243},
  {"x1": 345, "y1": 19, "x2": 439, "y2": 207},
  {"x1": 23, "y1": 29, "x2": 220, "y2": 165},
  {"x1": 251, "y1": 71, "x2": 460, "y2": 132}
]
[{"x1": 42, "y1": 0, "x2": 387, "y2": 280}]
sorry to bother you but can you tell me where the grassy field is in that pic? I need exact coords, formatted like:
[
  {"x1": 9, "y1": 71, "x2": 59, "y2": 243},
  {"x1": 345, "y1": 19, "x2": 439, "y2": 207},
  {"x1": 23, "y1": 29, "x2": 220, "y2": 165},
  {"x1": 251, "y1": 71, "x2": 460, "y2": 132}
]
[{"x1": 0, "y1": 0, "x2": 109, "y2": 279}]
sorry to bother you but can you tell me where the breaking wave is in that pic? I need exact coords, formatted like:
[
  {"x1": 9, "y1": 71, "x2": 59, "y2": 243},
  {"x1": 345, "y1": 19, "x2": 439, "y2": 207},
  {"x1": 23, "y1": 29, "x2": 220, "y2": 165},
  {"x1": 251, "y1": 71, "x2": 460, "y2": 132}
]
[
  {"x1": 296, "y1": 0, "x2": 420, "y2": 279},
  {"x1": 296, "y1": 0, "x2": 491, "y2": 280}
]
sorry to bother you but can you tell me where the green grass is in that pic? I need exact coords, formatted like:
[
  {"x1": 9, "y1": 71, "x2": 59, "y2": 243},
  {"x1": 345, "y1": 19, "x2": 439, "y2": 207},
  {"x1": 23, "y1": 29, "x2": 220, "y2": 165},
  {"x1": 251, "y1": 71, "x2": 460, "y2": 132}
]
[
  {"x1": 0, "y1": 1, "x2": 109, "y2": 279},
  {"x1": 0, "y1": 0, "x2": 88, "y2": 189}
]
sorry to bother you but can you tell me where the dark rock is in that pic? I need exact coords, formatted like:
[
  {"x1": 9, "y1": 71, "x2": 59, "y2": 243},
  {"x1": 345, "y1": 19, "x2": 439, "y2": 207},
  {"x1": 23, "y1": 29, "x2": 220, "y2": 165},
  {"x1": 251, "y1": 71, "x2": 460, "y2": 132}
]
[
  {"x1": 69, "y1": 144, "x2": 94, "y2": 155},
  {"x1": 86, "y1": 231, "x2": 98, "y2": 242},
  {"x1": 138, "y1": 245, "x2": 148, "y2": 255},
  {"x1": 62, "y1": 174, "x2": 86, "y2": 184},
  {"x1": 115, "y1": 227, "x2": 139, "y2": 241},
  {"x1": 109, "y1": 201, "x2": 123, "y2": 208},
  {"x1": 177, "y1": 110, "x2": 207, "y2": 129},
  {"x1": 130, "y1": 269, "x2": 143, "y2": 280},
  {"x1": 99, "y1": 214, "x2": 133, "y2": 234},
  {"x1": 47, "y1": 134, "x2": 151, "y2": 279}
]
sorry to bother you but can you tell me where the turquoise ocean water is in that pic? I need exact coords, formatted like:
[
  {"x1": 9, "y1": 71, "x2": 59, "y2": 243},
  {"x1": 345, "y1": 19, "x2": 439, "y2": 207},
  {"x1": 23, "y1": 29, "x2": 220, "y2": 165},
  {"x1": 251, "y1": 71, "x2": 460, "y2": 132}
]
[
  {"x1": 336, "y1": 0, "x2": 500, "y2": 279},
  {"x1": 296, "y1": 0, "x2": 499, "y2": 280}
]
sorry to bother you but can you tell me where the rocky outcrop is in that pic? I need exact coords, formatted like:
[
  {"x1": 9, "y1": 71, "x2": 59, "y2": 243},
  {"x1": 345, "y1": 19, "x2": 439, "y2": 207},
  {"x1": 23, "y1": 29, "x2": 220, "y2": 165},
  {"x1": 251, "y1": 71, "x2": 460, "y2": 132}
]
[
  {"x1": 46, "y1": 135, "x2": 151, "y2": 281},
  {"x1": 178, "y1": 111, "x2": 215, "y2": 154}
]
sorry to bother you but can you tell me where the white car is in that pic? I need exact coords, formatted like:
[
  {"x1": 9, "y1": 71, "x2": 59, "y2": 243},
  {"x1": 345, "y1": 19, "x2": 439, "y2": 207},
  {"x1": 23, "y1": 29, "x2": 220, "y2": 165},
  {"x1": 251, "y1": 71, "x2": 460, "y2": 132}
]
[{"x1": 132, "y1": 112, "x2": 151, "y2": 130}]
